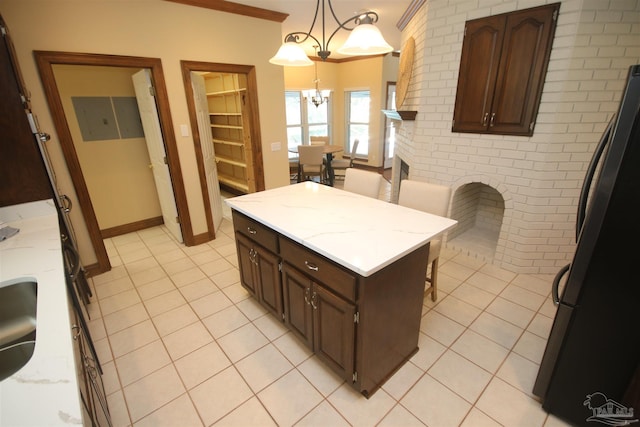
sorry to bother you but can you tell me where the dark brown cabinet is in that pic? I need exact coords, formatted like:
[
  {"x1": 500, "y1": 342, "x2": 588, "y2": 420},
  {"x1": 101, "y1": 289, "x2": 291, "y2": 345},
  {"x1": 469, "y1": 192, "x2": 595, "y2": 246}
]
[
  {"x1": 233, "y1": 211, "x2": 283, "y2": 319},
  {"x1": 69, "y1": 304, "x2": 111, "y2": 426},
  {"x1": 282, "y1": 262, "x2": 356, "y2": 381},
  {"x1": 236, "y1": 232, "x2": 283, "y2": 318},
  {"x1": 0, "y1": 15, "x2": 53, "y2": 207},
  {"x1": 452, "y1": 3, "x2": 560, "y2": 136}
]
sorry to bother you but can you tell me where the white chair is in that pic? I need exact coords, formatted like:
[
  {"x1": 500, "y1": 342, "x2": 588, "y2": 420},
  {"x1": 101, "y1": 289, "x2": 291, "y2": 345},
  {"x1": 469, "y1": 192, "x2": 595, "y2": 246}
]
[
  {"x1": 310, "y1": 136, "x2": 329, "y2": 145},
  {"x1": 297, "y1": 144, "x2": 325, "y2": 183},
  {"x1": 398, "y1": 179, "x2": 452, "y2": 301},
  {"x1": 332, "y1": 139, "x2": 359, "y2": 180},
  {"x1": 343, "y1": 168, "x2": 383, "y2": 199}
]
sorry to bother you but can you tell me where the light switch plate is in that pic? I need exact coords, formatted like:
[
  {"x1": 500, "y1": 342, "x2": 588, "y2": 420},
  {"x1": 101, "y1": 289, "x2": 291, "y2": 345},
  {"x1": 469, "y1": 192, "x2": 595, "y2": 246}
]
[
  {"x1": 271, "y1": 141, "x2": 281, "y2": 151},
  {"x1": 180, "y1": 124, "x2": 189, "y2": 137}
]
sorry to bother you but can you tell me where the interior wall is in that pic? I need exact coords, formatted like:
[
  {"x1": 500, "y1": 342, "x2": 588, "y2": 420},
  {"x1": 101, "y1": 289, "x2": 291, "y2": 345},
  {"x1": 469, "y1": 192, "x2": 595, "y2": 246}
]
[
  {"x1": 0, "y1": 0, "x2": 290, "y2": 264},
  {"x1": 395, "y1": 0, "x2": 640, "y2": 274},
  {"x1": 53, "y1": 64, "x2": 162, "y2": 230}
]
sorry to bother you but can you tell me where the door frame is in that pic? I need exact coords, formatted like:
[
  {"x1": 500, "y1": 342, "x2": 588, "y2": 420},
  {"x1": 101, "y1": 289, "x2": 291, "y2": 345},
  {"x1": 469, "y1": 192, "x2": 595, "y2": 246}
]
[
  {"x1": 34, "y1": 51, "x2": 193, "y2": 276},
  {"x1": 180, "y1": 60, "x2": 265, "y2": 240}
]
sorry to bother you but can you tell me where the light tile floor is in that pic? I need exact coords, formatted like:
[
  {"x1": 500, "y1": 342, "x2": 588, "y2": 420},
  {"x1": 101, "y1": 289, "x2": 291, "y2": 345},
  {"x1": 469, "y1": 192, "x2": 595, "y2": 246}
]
[{"x1": 88, "y1": 179, "x2": 572, "y2": 426}]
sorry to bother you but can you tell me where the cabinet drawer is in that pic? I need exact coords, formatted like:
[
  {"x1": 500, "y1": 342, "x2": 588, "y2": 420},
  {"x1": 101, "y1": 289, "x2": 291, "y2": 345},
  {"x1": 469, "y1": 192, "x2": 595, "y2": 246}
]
[
  {"x1": 232, "y1": 210, "x2": 278, "y2": 253},
  {"x1": 280, "y1": 237, "x2": 356, "y2": 302}
]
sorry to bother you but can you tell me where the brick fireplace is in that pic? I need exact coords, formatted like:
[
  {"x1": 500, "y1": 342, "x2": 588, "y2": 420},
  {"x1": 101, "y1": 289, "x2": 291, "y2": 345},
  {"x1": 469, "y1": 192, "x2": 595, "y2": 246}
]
[{"x1": 392, "y1": 0, "x2": 639, "y2": 274}]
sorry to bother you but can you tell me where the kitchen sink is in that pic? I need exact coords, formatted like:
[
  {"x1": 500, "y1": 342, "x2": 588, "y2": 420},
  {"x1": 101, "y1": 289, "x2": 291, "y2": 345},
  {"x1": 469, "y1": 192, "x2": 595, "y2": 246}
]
[{"x1": 0, "y1": 279, "x2": 37, "y2": 381}]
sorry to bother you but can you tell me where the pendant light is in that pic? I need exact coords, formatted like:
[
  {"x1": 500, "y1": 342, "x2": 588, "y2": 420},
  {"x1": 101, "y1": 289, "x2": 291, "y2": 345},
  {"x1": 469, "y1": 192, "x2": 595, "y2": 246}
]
[{"x1": 269, "y1": 0, "x2": 393, "y2": 66}]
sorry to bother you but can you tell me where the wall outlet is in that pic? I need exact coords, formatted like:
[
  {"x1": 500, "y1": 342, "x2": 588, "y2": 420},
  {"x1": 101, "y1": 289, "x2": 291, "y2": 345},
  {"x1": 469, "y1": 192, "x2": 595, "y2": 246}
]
[{"x1": 271, "y1": 141, "x2": 281, "y2": 151}]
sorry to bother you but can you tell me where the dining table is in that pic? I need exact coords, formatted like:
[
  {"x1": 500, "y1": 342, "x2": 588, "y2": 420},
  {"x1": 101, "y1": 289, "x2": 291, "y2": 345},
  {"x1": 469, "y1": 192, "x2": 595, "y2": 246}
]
[{"x1": 289, "y1": 144, "x2": 344, "y2": 186}]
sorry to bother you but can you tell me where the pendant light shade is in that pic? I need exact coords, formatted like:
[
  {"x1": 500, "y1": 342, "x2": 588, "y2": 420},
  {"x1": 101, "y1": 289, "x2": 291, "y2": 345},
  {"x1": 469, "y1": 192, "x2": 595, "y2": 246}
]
[
  {"x1": 270, "y1": 0, "x2": 393, "y2": 65},
  {"x1": 337, "y1": 23, "x2": 394, "y2": 56},
  {"x1": 269, "y1": 41, "x2": 314, "y2": 66}
]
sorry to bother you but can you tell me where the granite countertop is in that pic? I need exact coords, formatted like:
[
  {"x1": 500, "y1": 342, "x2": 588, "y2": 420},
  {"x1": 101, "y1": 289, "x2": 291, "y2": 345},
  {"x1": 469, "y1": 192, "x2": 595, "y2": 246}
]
[
  {"x1": 0, "y1": 200, "x2": 82, "y2": 426},
  {"x1": 226, "y1": 182, "x2": 458, "y2": 277}
]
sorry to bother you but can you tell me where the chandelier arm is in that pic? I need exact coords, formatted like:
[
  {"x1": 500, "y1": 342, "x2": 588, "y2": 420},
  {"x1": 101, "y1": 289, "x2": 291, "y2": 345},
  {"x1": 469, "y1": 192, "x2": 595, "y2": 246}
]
[{"x1": 284, "y1": 31, "x2": 322, "y2": 48}]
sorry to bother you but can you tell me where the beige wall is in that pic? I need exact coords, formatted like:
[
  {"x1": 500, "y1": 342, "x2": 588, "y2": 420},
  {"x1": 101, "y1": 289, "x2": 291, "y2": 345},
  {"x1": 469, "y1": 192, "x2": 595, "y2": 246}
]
[
  {"x1": 0, "y1": 0, "x2": 289, "y2": 264},
  {"x1": 284, "y1": 55, "x2": 399, "y2": 167},
  {"x1": 53, "y1": 65, "x2": 163, "y2": 230}
]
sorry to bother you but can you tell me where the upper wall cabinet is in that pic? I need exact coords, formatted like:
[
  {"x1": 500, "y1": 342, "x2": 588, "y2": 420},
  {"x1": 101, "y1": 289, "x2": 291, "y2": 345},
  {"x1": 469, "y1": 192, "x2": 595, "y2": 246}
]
[{"x1": 452, "y1": 3, "x2": 560, "y2": 136}]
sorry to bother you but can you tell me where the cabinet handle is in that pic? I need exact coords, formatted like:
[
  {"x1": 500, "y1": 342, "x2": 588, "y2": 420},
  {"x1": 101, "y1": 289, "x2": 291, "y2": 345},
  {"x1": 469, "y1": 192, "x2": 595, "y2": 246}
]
[
  {"x1": 249, "y1": 248, "x2": 258, "y2": 264},
  {"x1": 482, "y1": 112, "x2": 489, "y2": 126},
  {"x1": 71, "y1": 324, "x2": 81, "y2": 340},
  {"x1": 310, "y1": 292, "x2": 318, "y2": 310},
  {"x1": 60, "y1": 194, "x2": 72, "y2": 213},
  {"x1": 247, "y1": 227, "x2": 257, "y2": 235},
  {"x1": 305, "y1": 261, "x2": 319, "y2": 272},
  {"x1": 304, "y1": 287, "x2": 311, "y2": 305},
  {"x1": 489, "y1": 112, "x2": 496, "y2": 127}
]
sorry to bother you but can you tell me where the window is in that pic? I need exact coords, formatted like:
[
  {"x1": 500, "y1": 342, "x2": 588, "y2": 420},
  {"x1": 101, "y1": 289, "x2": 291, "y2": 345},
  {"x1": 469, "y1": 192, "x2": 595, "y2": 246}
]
[
  {"x1": 285, "y1": 91, "x2": 330, "y2": 158},
  {"x1": 345, "y1": 90, "x2": 370, "y2": 157}
]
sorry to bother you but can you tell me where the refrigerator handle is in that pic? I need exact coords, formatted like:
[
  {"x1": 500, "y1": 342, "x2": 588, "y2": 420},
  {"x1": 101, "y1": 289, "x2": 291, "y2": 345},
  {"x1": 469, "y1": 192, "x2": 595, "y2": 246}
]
[
  {"x1": 552, "y1": 263, "x2": 571, "y2": 305},
  {"x1": 577, "y1": 116, "x2": 615, "y2": 241}
]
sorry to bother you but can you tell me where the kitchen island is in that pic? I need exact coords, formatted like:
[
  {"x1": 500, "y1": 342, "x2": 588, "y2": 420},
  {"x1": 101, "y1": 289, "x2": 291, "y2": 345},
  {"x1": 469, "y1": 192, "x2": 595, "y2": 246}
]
[{"x1": 227, "y1": 182, "x2": 457, "y2": 397}]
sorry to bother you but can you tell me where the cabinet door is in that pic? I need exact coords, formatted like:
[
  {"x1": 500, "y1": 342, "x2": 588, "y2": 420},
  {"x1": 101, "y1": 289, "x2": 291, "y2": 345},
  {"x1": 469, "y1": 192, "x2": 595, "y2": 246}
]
[
  {"x1": 312, "y1": 284, "x2": 356, "y2": 381},
  {"x1": 452, "y1": 3, "x2": 559, "y2": 136},
  {"x1": 452, "y1": 15, "x2": 504, "y2": 133},
  {"x1": 255, "y1": 244, "x2": 283, "y2": 319},
  {"x1": 236, "y1": 232, "x2": 259, "y2": 297},
  {"x1": 282, "y1": 263, "x2": 313, "y2": 348},
  {"x1": 490, "y1": 5, "x2": 558, "y2": 135}
]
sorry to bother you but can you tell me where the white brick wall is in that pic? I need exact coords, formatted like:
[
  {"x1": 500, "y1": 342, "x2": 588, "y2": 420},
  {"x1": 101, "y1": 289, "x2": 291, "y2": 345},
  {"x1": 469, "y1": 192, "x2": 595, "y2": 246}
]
[{"x1": 394, "y1": 0, "x2": 640, "y2": 274}]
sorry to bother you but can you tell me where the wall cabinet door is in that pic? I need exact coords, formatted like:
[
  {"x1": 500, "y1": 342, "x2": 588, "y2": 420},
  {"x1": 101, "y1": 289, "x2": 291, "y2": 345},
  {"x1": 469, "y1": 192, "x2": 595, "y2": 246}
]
[
  {"x1": 452, "y1": 3, "x2": 559, "y2": 136},
  {"x1": 236, "y1": 232, "x2": 283, "y2": 318},
  {"x1": 282, "y1": 262, "x2": 356, "y2": 381}
]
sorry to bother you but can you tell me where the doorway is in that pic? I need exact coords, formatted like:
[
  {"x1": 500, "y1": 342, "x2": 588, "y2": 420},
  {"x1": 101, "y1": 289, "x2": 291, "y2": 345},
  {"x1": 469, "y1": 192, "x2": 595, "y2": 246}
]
[
  {"x1": 34, "y1": 51, "x2": 192, "y2": 276},
  {"x1": 181, "y1": 61, "x2": 265, "y2": 240}
]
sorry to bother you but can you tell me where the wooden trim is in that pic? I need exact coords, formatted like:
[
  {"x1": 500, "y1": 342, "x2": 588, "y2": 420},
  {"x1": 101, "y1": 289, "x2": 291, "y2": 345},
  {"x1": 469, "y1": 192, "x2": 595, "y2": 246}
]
[
  {"x1": 83, "y1": 262, "x2": 103, "y2": 278},
  {"x1": 34, "y1": 51, "x2": 196, "y2": 275},
  {"x1": 191, "y1": 231, "x2": 213, "y2": 246},
  {"x1": 164, "y1": 0, "x2": 288, "y2": 22},
  {"x1": 181, "y1": 60, "x2": 265, "y2": 243},
  {"x1": 100, "y1": 216, "x2": 164, "y2": 239}
]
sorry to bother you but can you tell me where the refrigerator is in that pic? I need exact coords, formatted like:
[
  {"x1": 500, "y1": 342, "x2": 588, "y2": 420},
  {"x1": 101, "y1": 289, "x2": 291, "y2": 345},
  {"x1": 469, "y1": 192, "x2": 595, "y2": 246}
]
[{"x1": 533, "y1": 64, "x2": 640, "y2": 426}]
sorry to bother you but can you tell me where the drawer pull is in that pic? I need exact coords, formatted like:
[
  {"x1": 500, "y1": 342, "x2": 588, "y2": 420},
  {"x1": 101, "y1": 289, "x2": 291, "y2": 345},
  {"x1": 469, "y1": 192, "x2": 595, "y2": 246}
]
[
  {"x1": 247, "y1": 227, "x2": 257, "y2": 235},
  {"x1": 305, "y1": 261, "x2": 319, "y2": 272}
]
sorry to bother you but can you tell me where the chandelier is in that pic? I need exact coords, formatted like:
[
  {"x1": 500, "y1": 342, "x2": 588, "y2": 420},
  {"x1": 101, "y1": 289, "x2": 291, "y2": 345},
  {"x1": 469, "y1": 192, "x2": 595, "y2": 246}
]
[
  {"x1": 304, "y1": 48, "x2": 330, "y2": 107},
  {"x1": 269, "y1": 0, "x2": 394, "y2": 66}
]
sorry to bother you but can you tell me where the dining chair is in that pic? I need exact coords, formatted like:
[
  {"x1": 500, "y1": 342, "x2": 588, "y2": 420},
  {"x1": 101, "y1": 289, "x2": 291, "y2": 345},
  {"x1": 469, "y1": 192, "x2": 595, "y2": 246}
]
[
  {"x1": 332, "y1": 139, "x2": 359, "y2": 180},
  {"x1": 398, "y1": 179, "x2": 452, "y2": 301},
  {"x1": 310, "y1": 136, "x2": 329, "y2": 146},
  {"x1": 343, "y1": 168, "x2": 383, "y2": 199},
  {"x1": 297, "y1": 144, "x2": 325, "y2": 183}
]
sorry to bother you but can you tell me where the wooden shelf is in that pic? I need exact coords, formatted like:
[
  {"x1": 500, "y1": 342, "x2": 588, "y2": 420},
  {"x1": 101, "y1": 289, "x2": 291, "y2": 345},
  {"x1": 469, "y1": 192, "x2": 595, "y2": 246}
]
[
  {"x1": 382, "y1": 110, "x2": 417, "y2": 121},
  {"x1": 218, "y1": 175, "x2": 249, "y2": 192},
  {"x1": 217, "y1": 156, "x2": 246, "y2": 168},
  {"x1": 206, "y1": 88, "x2": 246, "y2": 96},
  {"x1": 212, "y1": 138, "x2": 244, "y2": 147},
  {"x1": 210, "y1": 124, "x2": 243, "y2": 130},
  {"x1": 210, "y1": 112, "x2": 241, "y2": 117}
]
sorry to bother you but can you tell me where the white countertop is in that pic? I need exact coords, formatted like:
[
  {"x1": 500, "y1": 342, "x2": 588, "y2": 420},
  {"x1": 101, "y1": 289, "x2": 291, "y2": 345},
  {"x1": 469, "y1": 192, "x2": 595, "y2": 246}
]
[
  {"x1": 226, "y1": 182, "x2": 458, "y2": 276},
  {"x1": 0, "y1": 200, "x2": 82, "y2": 426}
]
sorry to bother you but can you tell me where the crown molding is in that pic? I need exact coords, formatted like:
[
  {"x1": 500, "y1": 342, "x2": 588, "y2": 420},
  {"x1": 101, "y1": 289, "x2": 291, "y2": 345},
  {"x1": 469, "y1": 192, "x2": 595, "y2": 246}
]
[{"x1": 165, "y1": 0, "x2": 288, "y2": 23}]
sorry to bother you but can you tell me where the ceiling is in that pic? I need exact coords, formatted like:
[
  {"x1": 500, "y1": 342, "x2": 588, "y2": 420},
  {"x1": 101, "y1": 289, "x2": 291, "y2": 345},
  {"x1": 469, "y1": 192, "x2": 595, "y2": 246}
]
[{"x1": 229, "y1": 0, "x2": 413, "y2": 60}]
